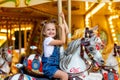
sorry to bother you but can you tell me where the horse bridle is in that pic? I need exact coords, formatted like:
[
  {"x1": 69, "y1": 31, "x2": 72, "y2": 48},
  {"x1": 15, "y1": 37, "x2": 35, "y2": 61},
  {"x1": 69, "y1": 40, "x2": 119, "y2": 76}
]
[
  {"x1": 68, "y1": 38, "x2": 97, "y2": 79},
  {"x1": 80, "y1": 28, "x2": 97, "y2": 66},
  {"x1": 113, "y1": 43, "x2": 120, "y2": 56},
  {"x1": 68, "y1": 28, "x2": 98, "y2": 78}
]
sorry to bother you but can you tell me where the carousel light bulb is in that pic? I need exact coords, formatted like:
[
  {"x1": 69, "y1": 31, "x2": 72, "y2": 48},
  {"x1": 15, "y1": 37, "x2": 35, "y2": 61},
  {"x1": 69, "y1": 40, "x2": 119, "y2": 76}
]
[
  {"x1": 112, "y1": 33, "x2": 116, "y2": 37},
  {"x1": 113, "y1": 37, "x2": 117, "y2": 41},
  {"x1": 114, "y1": 15, "x2": 119, "y2": 18},
  {"x1": 108, "y1": 2, "x2": 112, "y2": 12},
  {"x1": 108, "y1": 17, "x2": 112, "y2": 21},
  {"x1": 86, "y1": 14, "x2": 91, "y2": 19},
  {"x1": 12, "y1": 37, "x2": 16, "y2": 40},
  {"x1": 112, "y1": 16, "x2": 115, "y2": 19},
  {"x1": 85, "y1": 18, "x2": 89, "y2": 22},
  {"x1": 109, "y1": 21, "x2": 112, "y2": 24},
  {"x1": 111, "y1": 29, "x2": 115, "y2": 32},
  {"x1": 110, "y1": 25, "x2": 114, "y2": 28},
  {"x1": 86, "y1": 21, "x2": 89, "y2": 25}
]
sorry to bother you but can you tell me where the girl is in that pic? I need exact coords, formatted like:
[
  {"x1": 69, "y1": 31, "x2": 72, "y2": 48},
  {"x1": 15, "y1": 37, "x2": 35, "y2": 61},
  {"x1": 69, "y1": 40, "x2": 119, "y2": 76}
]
[{"x1": 41, "y1": 13, "x2": 69, "y2": 80}]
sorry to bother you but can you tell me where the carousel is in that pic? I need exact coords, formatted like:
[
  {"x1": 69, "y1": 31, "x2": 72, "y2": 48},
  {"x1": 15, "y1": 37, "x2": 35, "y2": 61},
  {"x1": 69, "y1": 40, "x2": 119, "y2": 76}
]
[{"x1": 0, "y1": 0, "x2": 120, "y2": 80}]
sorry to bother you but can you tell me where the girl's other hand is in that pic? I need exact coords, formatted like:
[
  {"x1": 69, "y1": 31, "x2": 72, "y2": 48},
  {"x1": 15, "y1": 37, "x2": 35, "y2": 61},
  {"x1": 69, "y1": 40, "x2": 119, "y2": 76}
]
[
  {"x1": 59, "y1": 12, "x2": 65, "y2": 20},
  {"x1": 58, "y1": 23, "x2": 65, "y2": 29}
]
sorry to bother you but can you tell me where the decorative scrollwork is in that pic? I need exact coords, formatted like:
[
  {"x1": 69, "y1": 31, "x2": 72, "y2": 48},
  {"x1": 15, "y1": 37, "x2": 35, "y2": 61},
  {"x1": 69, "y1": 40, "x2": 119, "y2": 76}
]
[{"x1": 25, "y1": 0, "x2": 31, "y2": 6}]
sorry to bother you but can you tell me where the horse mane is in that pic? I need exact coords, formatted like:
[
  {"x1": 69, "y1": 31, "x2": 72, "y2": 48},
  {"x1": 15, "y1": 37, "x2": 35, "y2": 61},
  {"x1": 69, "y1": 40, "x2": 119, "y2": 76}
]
[
  {"x1": 60, "y1": 38, "x2": 81, "y2": 70},
  {"x1": 65, "y1": 39, "x2": 80, "y2": 55}
]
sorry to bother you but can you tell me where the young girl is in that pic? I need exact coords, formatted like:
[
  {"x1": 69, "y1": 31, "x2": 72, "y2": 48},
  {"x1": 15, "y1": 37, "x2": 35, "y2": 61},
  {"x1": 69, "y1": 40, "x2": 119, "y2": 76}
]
[{"x1": 41, "y1": 13, "x2": 69, "y2": 80}]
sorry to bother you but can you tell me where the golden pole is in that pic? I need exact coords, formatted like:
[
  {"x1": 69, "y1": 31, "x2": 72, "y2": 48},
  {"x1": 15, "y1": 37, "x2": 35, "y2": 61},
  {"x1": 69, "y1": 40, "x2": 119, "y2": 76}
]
[
  {"x1": 19, "y1": 23, "x2": 21, "y2": 54},
  {"x1": 58, "y1": 0, "x2": 62, "y2": 24},
  {"x1": 6, "y1": 21, "x2": 9, "y2": 48},
  {"x1": 58, "y1": 0, "x2": 62, "y2": 39},
  {"x1": 24, "y1": 25, "x2": 27, "y2": 51},
  {"x1": 67, "y1": 0, "x2": 71, "y2": 42}
]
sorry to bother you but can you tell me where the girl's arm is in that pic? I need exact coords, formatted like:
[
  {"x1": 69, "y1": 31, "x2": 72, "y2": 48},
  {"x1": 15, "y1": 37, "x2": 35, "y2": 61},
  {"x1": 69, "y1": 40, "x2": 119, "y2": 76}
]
[
  {"x1": 60, "y1": 12, "x2": 71, "y2": 42},
  {"x1": 60, "y1": 12, "x2": 70, "y2": 35}
]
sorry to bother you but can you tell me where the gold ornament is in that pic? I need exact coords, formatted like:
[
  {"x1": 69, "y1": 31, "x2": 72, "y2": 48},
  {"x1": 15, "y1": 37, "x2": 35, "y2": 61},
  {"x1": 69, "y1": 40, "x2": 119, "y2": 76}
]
[{"x1": 15, "y1": 0, "x2": 19, "y2": 7}]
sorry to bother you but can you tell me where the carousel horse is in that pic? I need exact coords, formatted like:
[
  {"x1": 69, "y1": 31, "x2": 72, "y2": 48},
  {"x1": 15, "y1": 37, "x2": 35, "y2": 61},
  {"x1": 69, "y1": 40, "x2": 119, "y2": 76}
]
[
  {"x1": 5, "y1": 53, "x2": 58, "y2": 80},
  {"x1": 0, "y1": 47, "x2": 12, "y2": 74},
  {"x1": 60, "y1": 26, "x2": 105, "y2": 80},
  {"x1": 101, "y1": 43, "x2": 120, "y2": 80}
]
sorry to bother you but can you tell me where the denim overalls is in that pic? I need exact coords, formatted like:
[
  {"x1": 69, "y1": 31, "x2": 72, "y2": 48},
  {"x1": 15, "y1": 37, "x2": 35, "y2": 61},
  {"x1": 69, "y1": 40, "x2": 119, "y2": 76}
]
[{"x1": 42, "y1": 46, "x2": 60, "y2": 78}]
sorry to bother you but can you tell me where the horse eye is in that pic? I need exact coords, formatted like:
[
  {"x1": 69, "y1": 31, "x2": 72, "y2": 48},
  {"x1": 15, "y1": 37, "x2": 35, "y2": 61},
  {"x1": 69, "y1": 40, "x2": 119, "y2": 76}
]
[{"x1": 89, "y1": 47, "x2": 94, "y2": 51}]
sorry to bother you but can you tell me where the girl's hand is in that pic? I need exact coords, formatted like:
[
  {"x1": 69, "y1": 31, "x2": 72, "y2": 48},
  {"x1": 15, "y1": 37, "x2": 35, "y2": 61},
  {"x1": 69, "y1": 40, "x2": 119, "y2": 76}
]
[
  {"x1": 59, "y1": 12, "x2": 65, "y2": 20},
  {"x1": 59, "y1": 23, "x2": 65, "y2": 29}
]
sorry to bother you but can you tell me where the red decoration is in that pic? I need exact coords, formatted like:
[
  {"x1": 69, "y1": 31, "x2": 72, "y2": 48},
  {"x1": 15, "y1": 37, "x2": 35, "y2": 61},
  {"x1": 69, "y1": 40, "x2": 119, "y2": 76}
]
[
  {"x1": 28, "y1": 60, "x2": 32, "y2": 70},
  {"x1": 39, "y1": 62, "x2": 43, "y2": 72},
  {"x1": 103, "y1": 73, "x2": 108, "y2": 80},
  {"x1": 96, "y1": 44, "x2": 100, "y2": 50}
]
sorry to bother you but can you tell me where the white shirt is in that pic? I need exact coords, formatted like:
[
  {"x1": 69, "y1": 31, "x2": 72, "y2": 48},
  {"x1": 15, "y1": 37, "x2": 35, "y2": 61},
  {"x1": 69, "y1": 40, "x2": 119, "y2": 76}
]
[{"x1": 43, "y1": 37, "x2": 54, "y2": 57}]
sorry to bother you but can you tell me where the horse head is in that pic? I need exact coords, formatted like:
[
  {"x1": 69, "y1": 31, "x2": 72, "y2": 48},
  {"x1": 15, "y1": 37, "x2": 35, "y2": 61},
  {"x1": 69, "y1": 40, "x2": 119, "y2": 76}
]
[
  {"x1": 82, "y1": 27, "x2": 104, "y2": 65},
  {"x1": 79, "y1": 26, "x2": 104, "y2": 71},
  {"x1": 0, "y1": 47, "x2": 12, "y2": 74},
  {"x1": 60, "y1": 26, "x2": 104, "y2": 79}
]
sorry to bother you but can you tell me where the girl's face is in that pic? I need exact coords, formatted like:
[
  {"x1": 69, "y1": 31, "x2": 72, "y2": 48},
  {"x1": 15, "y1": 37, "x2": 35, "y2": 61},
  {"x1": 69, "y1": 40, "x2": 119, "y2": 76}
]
[{"x1": 43, "y1": 23, "x2": 56, "y2": 38}]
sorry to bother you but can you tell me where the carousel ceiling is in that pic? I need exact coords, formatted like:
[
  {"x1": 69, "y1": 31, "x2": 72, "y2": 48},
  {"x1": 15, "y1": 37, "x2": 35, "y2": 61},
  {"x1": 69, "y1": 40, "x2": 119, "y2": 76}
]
[
  {"x1": 0, "y1": 0, "x2": 120, "y2": 46},
  {"x1": 0, "y1": 1, "x2": 120, "y2": 31},
  {"x1": 0, "y1": 1, "x2": 120, "y2": 24}
]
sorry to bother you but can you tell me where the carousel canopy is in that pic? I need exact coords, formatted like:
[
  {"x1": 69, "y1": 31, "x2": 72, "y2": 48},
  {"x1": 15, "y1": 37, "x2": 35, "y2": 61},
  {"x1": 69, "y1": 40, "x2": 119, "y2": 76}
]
[
  {"x1": 0, "y1": 0, "x2": 120, "y2": 7},
  {"x1": 0, "y1": 0, "x2": 120, "y2": 46}
]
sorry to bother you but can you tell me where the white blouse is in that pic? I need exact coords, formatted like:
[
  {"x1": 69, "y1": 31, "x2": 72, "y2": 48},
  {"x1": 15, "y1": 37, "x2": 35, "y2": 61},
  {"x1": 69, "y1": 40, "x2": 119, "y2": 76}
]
[{"x1": 43, "y1": 37, "x2": 54, "y2": 57}]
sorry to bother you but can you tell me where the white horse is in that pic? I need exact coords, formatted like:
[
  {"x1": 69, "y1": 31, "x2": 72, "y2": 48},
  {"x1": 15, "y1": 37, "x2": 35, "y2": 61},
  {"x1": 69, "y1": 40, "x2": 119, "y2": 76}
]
[
  {"x1": 4, "y1": 53, "x2": 50, "y2": 80},
  {"x1": 0, "y1": 47, "x2": 12, "y2": 74},
  {"x1": 102, "y1": 43, "x2": 120, "y2": 80},
  {"x1": 60, "y1": 27, "x2": 104, "y2": 80}
]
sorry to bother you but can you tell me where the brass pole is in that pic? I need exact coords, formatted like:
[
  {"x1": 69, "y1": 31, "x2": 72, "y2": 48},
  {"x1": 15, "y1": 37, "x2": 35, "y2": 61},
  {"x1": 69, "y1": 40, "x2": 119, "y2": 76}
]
[
  {"x1": 67, "y1": 0, "x2": 71, "y2": 42},
  {"x1": 58, "y1": 0, "x2": 62, "y2": 24},
  {"x1": 6, "y1": 21, "x2": 8, "y2": 48},
  {"x1": 12, "y1": 33, "x2": 15, "y2": 50},
  {"x1": 10, "y1": 24, "x2": 12, "y2": 46},
  {"x1": 24, "y1": 25, "x2": 27, "y2": 51},
  {"x1": 19, "y1": 23, "x2": 21, "y2": 54},
  {"x1": 58, "y1": 0, "x2": 62, "y2": 39}
]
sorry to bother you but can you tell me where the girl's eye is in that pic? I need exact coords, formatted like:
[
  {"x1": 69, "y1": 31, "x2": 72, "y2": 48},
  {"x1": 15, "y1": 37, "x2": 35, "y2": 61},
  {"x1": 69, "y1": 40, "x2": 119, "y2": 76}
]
[
  {"x1": 47, "y1": 29, "x2": 50, "y2": 31},
  {"x1": 52, "y1": 29, "x2": 55, "y2": 31}
]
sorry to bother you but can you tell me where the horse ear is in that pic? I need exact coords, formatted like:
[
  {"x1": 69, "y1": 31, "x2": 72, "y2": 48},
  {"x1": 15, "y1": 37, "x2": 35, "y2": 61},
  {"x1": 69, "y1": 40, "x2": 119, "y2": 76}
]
[{"x1": 92, "y1": 25, "x2": 98, "y2": 31}]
